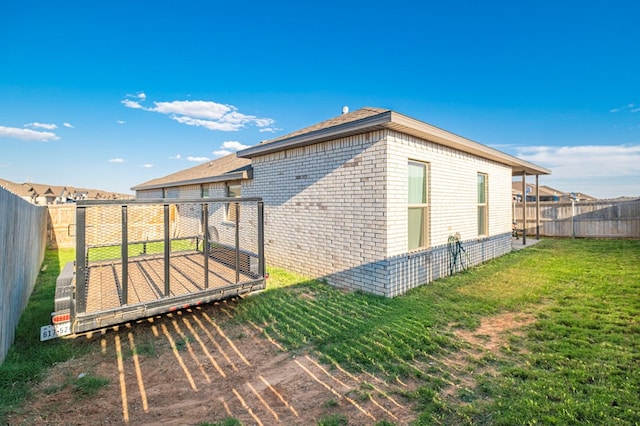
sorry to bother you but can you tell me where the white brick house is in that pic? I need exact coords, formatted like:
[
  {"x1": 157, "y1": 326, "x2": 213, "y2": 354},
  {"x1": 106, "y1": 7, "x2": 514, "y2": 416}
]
[{"x1": 133, "y1": 107, "x2": 549, "y2": 297}]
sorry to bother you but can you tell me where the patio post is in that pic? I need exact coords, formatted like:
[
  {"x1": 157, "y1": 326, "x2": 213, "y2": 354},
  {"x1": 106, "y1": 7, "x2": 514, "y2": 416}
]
[
  {"x1": 522, "y1": 173, "x2": 527, "y2": 245},
  {"x1": 536, "y1": 174, "x2": 540, "y2": 239}
]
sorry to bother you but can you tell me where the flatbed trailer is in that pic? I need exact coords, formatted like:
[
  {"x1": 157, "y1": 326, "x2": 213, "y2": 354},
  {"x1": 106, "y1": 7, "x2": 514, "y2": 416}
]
[{"x1": 41, "y1": 197, "x2": 265, "y2": 340}]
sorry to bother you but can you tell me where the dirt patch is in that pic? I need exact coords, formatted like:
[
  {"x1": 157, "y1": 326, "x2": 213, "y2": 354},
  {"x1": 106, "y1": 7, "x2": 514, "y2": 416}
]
[
  {"x1": 454, "y1": 312, "x2": 536, "y2": 354},
  {"x1": 436, "y1": 312, "x2": 536, "y2": 406},
  {"x1": 6, "y1": 301, "x2": 416, "y2": 426}
]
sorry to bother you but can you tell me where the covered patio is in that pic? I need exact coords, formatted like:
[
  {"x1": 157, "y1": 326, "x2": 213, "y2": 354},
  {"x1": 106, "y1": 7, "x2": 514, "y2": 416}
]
[{"x1": 512, "y1": 162, "x2": 552, "y2": 245}]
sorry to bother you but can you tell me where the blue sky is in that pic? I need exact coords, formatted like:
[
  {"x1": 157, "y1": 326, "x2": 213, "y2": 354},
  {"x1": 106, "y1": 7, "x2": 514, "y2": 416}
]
[{"x1": 1, "y1": 0, "x2": 639, "y2": 198}]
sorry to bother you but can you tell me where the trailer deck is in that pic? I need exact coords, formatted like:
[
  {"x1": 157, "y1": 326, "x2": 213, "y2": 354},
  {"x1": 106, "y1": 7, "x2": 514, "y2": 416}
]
[
  {"x1": 44, "y1": 197, "x2": 266, "y2": 338},
  {"x1": 84, "y1": 251, "x2": 253, "y2": 312}
]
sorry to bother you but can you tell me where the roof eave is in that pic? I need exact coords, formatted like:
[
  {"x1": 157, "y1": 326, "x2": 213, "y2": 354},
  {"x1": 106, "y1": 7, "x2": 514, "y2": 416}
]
[
  {"x1": 237, "y1": 109, "x2": 550, "y2": 176},
  {"x1": 237, "y1": 111, "x2": 393, "y2": 158},
  {"x1": 388, "y1": 112, "x2": 551, "y2": 176},
  {"x1": 131, "y1": 168, "x2": 253, "y2": 192}
]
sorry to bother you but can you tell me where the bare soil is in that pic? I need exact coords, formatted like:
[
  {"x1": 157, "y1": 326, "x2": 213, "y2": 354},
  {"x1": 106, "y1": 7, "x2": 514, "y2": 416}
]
[
  {"x1": 7, "y1": 301, "x2": 535, "y2": 426},
  {"x1": 7, "y1": 300, "x2": 417, "y2": 426},
  {"x1": 437, "y1": 312, "x2": 537, "y2": 406},
  {"x1": 454, "y1": 312, "x2": 536, "y2": 354}
]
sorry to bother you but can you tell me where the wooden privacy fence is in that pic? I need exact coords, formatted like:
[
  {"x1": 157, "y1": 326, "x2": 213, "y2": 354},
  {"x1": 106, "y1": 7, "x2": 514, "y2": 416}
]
[
  {"x1": 47, "y1": 204, "x2": 76, "y2": 249},
  {"x1": 514, "y1": 198, "x2": 640, "y2": 238},
  {"x1": 0, "y1": 187, "x2": 48, "y2": 364}
]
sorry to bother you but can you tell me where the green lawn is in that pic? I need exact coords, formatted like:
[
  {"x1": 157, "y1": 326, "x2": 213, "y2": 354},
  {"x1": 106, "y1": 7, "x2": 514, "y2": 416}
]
[
  {"x1": 1, "y1": 239, "x2": 639, "y2": 425},
  {"x1": 232, "y1": 239, "x2": 640, "y2": 424},
  {"x1": 87, "y1": 237, "x2": 200, "y2": 261},
  {"x1": 0, "y1": 249, "x2": 94, "y2": 420}
]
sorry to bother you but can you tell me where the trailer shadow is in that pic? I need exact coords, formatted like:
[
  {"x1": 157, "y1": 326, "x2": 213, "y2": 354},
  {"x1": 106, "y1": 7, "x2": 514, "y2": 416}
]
[{"x1": 15, "y1": 298, "x2": 415, "y2": 425}]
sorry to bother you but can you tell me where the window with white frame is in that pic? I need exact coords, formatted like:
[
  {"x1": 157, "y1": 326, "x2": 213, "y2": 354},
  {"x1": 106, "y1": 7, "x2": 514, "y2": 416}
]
[
  {"x1": 477, "y1": 173, "x2": 488, "y2": 236},
  {"x1": 408, "y1": 161, "x2": 429, "y2": 251}
]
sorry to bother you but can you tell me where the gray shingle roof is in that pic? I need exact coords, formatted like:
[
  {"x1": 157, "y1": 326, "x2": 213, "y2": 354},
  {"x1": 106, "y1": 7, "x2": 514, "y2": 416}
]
[
  {"x1": 261, "y1": 107, "x2": 389, "y2": 145},
  {"x1": 131, "y1": 153, "x2": 251, "y2": 191}
]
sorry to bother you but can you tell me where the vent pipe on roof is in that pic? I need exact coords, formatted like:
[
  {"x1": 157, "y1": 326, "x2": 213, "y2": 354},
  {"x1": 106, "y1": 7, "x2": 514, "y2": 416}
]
[{"x1": 342, "y1": 106, "x2": 349, "y2": 115}]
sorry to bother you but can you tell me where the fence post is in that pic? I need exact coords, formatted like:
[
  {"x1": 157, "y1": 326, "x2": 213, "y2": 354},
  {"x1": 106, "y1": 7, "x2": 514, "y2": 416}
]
[
  {"x1": 121, "y1": 205, "x2": 128, "y2": 305},
  {"x1": 75, "y1": 206, "x2": 87, "y2": 314},
  {"x1": 536, "y1": 175, "x2": 540, "y2": 239},
  {"x1": 164, "y1": 204, "x2": 170, "y2": 297},
  {"x1": 571, "y1": 199, "x2": 575, "y2": 239},
  {"x1": 522, "y1": 173, "x2": 527, "y2": 245},
  {"x1": 202, "y1": 203, "x2": 209, "y2": 289},
  {"x1": 235, "y1": 202, "x2": 240, "y2": 284}
]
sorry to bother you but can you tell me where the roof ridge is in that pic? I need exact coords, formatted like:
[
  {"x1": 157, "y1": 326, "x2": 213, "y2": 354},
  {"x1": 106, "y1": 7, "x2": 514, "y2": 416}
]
[{"x1": 260, "y1": 106, "x2": 390, "y2": 146}]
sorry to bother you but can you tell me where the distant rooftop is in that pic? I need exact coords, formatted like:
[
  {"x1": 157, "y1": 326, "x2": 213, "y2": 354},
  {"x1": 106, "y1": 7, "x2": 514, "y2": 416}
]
[{"x1": 0, "y1": 178, "x2": 132, "y2": 204}]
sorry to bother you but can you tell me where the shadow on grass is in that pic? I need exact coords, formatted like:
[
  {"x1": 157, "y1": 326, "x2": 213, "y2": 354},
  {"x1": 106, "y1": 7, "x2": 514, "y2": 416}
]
[{"x1": 0, "y1": 249, "x2": 92, "y2": 422}]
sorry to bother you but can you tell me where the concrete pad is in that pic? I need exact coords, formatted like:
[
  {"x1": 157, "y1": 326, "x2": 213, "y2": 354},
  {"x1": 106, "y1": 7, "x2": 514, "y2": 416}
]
[{"x1": 511, "y1": 237, "x2": 542, "y2": 251}]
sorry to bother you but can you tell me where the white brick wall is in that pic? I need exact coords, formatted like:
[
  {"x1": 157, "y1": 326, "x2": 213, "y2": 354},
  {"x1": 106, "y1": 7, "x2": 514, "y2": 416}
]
[
  {"x1": 135, "y1": 128, "x2": 515, "y2": 297},
  {"x1": 248, "y1": 129, "x2": 513, "y2": 296},
  {"x1": 135, "y1": 183, "x2": 259, "y2": 257},
  {"x1": 386, "y1": 130, "x2": 513, "y2": 256},
  {"x1": 244, "y1": 131, "x2": 389, "y2": 294}
]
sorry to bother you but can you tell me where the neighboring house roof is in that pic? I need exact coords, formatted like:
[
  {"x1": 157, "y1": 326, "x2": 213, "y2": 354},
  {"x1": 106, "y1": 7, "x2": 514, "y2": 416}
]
[
  {"x1": 238, "y1": 107, "x2": 551, "y2": 176},
  {"x1": 131, "y1": 153, "x2": 252, "y2": 191},
  {"x1": 512, "y1": 182, "x2": 562, "y2": 197},
  {"x1": 1, "y1": 178, "x2": 131, "y2": 202},
  {"x1": 511, "y1": 182, "x2": 598, "y2": 201},
  {"x1": 0, "y1": 178, "x2": 32, "y2": 198}
]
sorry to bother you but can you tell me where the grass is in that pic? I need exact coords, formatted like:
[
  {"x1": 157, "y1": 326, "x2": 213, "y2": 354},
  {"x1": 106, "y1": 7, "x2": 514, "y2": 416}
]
[
  {"x1": 232, "y1": 239, "x2": 640, "y2": 424},
  {"x1": 1, "y1": 239, "x2": 639, "y2": 425},
  {"x1": 87, "y1": 237, "x2": 200, "y2": 261},
  {"x1": 0, "y1": 249, "x2": 94, "y2": 420},
  {"x1": 72, "y1": 373, "x2": 110, "y2": 399}
]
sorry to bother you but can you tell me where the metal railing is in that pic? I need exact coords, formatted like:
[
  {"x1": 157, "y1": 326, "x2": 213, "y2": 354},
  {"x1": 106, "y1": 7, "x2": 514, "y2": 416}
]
[{"x1": 72, "y1": 197, "x2": 264, "y2": 325}]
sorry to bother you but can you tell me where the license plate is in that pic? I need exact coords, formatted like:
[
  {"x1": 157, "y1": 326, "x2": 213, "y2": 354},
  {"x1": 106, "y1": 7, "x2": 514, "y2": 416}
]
[{"x1": 40, "y1": 322, "x2": 72, "y2": 341}]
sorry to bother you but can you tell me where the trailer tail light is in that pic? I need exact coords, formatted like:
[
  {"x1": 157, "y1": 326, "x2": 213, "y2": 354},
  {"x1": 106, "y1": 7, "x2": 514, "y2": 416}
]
[
  {"x1": 52, "y1": 312, "x2": 71, "y2": 324},
  {"x1": 41, "y1": 311, "x2": 72, "y2": 341}
]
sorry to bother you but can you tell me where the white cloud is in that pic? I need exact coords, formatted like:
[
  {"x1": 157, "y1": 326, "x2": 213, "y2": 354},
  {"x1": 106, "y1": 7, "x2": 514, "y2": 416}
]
[
  {"x1": 213, "y1": 150, "x2": 232, "y2": 157},
  {"x1": 140, "y1": 164, "x2": 154, "y2": 168},
  {"x1": 122, "y1": 99, "x2": 143, "y2": 109},
  {"x1": 186, "y1": 156, "x2": 210, "y2": 162},
  {"x1": 169, "y1": 154, "x2": 182, "y2": 160},
  {"x1": 610, "y1": 103, "x2": 639, "y2": 113},
  {"x1": 125, "y1": 92, "x2": 146, "y2": 100},
  {"x1": 170, "y1": 115, "x2": 242, "y2": 131},
  {"x1": 109, "y1": 158, "x2": 125, "y2": 163},
  {"x1": 517, "y1": 144, "x2": 640, "y2": 197},
  {"x1": 117, "y1": 120, "x2": 126, "y2": 125},
  {"x1": 259, "y1": 127, "x2": 281, "y2": 133},
  {"x1": 63, "y1": 122, "x2": 74, "y2": 128},
  {"x1": 211, "y1": 141, "x2": 250, "y2": 158},
  {"x1": 121, "y1": 95, "x2": 275, "y2": 132},
  {"x1": 0, "y1": 125, "x2": 60, "y2": 141},
  {"x1": 516, "y1": 144, "x2": 640, "y2": 178},
  {"x1": 153, "y1": 100, "x2": 231, "y2": 120},
  {"x1": 220, "y1": 141, "x2": 249, "y2": 151},
  {"x1": 25, "y1": 122, "x2": 57, "y2": 130}
]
